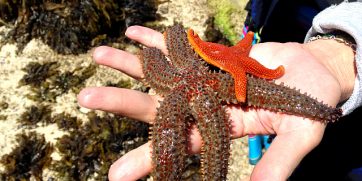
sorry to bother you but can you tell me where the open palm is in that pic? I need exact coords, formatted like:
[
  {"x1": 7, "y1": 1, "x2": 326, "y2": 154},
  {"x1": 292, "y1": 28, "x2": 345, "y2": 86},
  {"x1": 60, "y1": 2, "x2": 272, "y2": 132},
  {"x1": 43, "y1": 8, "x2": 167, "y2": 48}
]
[{"x1": 78, "y1": 26, "x2": 342, "y2": 181}]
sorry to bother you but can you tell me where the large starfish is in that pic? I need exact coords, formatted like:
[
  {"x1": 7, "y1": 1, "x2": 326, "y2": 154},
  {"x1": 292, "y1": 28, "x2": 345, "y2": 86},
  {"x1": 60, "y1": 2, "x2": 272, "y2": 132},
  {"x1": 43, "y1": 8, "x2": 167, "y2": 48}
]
[
  {"x1": 139, "y1": 24, "x2": 342, "y2": 181},
  {"x1": 187, "y1": 29, "x2": 285, "y2": 102}
]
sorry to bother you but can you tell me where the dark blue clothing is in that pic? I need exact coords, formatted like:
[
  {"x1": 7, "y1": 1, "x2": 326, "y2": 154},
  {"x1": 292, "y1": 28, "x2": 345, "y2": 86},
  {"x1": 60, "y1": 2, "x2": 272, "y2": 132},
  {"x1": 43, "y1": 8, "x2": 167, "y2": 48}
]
[
  {"x1": 245, "y1": 0, "x2": 345, "y2": 42},
  {"x1": 245, "y1": 1, "x2": 362, "y2": 180}
]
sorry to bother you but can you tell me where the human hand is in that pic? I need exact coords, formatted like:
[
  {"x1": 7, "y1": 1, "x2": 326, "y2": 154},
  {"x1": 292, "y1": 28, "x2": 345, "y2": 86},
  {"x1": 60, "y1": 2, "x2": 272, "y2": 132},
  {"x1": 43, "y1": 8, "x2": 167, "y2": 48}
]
[{"x1": 77, "y1": 26, "x2": 355, "y2": 181}]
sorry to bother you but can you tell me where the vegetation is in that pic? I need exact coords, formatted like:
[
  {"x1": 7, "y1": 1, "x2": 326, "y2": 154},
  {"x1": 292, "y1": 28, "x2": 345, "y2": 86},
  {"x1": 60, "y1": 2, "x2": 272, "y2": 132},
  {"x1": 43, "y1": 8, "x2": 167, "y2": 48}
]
[{"x1": 0, "y1": 0, "x2": 159, "y2": 54}]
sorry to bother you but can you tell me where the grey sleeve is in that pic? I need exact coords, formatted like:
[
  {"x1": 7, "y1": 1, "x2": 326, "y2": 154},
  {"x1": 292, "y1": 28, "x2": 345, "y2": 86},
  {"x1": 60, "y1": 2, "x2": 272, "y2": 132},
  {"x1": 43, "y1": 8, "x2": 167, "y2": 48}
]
[{"x1": 304, "y1": 2, "x2": 362, "y2": 115}]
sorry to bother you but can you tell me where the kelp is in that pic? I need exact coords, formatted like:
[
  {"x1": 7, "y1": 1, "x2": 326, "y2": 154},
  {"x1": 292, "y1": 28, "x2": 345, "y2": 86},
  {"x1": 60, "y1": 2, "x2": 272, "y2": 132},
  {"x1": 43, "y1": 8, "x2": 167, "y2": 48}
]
[
  {"x1": 0, "y1": 132, "x2": 53, "y2": 180},
  {"x1": 0, "y1": 0, "x2": 159, "y2": 54},
  {"x1": 53, "y1": 112, "x2": 149, "y2": 180},
  {"x1": 19, "y1": 61, "x2": 96, "y2": 102}
]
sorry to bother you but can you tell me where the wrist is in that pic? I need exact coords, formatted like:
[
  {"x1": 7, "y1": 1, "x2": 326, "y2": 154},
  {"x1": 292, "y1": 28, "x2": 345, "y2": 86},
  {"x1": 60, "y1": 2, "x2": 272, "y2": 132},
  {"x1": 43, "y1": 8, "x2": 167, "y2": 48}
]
[{"x1": 304, "y1": 38, "x2": 356, "y2": 102}]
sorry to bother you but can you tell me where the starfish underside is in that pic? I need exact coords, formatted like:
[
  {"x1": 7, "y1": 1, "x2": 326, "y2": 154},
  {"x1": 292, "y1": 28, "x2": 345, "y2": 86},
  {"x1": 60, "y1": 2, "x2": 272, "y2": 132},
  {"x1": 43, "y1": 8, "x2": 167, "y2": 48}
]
[{"x1": 139, "y1": 25, "x2": 342, "y2": 181}]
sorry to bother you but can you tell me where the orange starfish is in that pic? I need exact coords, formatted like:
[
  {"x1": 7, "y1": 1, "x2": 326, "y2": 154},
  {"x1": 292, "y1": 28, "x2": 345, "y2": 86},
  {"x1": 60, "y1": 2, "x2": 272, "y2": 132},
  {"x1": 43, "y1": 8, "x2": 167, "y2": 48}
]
[{"x1": 187, "y1": 29, "x2": 285, "y2": 102}]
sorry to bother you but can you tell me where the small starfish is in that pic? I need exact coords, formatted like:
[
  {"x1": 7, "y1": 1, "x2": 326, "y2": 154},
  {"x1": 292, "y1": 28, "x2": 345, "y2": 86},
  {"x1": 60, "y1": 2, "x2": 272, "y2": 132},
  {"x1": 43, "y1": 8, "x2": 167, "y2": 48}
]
[{"x1": 187, "y1": 29, "x2": 285, "y2": 102}]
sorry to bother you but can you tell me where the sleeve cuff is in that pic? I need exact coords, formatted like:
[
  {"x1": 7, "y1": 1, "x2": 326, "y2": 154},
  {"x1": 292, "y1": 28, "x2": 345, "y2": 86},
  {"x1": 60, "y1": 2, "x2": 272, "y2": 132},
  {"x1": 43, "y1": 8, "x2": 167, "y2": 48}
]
[{"x1": 304, "y1": 2, "x2": 362, "y2": 115}]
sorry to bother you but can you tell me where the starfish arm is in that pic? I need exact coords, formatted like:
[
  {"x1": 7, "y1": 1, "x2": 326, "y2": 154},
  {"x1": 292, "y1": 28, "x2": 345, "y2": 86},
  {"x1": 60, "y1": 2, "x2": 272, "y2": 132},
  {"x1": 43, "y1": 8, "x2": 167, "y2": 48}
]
[
  {"x1": 191, "y1": 86, "x2": 231, "y2": 181},
  {"x1": 187, "y1": 29, "x2": 231, "y2": 69},
  {"x1": 140, "y1": 47, "x2": 182, "y2": 95},
  {"x1": 242, "y1": 56, "x2": 285, "y2": 79},
  {"x1": 166, "y1": 25, "x2": 207, "y2": 71},
  {"x1": 246, "y1": 75, "x2": 342, "y2": 123},
  {"x1": 188, "y1": 29, "x2": 254, "y2": 70},
  {"x1": 231, "y1": 69, "x2": 248, "y2": 103},
  {"x1": 151, "y1": 91, "x2": 190, "y2": 180},
  {"x1": 234, "y1": 31, "x2": 254, "y2": 52},
  {"x1": 208, "y1": 72, "x2": 238, "y2": 104}
]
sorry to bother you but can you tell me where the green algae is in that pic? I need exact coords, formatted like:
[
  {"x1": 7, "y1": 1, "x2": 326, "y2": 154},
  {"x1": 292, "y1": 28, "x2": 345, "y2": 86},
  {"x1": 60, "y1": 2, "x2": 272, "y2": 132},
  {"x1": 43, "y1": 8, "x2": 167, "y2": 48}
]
[{"x1": 207, "y1": 0, "x2": 247, "y2": 45}]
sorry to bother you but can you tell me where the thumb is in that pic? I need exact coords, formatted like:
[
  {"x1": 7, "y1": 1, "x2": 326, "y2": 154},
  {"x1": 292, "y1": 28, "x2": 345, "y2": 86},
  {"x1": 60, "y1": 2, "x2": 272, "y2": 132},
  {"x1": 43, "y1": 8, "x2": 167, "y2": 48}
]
[{"x1": 250, "y1": 126, "x2": 324, "y2": 180}]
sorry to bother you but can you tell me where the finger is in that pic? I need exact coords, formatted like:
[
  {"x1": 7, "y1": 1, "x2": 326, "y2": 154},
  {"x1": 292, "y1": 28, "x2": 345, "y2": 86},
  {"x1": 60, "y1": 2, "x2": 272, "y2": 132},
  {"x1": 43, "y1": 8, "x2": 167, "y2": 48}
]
[
  {"x1": 227, "y1": 105, "x2": 279, "y2": 137},
  {"x1": 106, "y1": 108, "x2": 251, "y2": 181},
  {"x1": 108, "y1": 131, "x2": 205, "y2": 181},
  {"x1": 250, "y1": 42, "x2": 288, "y2": 69},
  {"x1": 77, "y1": 88, "x2": 241, "y2": 148},
  {"x1": 92, "y1": 46, "x2": 144, "y2": 79},
  {"x1": 250, "y1": 126, "x2": 325, "y2": 180},
  {"x1": 125, "y1": 26, "x2": 167, "y2": 53},
  {"x1": 77, "y1": 87, "x2": 158, "y2": 122},
  {"x1": 109, "y1": 142, "x2": 153, "y2": 181}
]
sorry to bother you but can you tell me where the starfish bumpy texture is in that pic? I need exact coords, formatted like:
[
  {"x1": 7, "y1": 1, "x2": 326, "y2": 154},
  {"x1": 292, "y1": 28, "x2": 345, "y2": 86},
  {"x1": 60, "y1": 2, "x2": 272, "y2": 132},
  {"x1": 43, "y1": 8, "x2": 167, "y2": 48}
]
[
  {"x1": 187, "y1": 29, "x2": 285, "y2": 102},
  {"x1": 139, "y1": 24, "x2": 342, "y2": 180}
]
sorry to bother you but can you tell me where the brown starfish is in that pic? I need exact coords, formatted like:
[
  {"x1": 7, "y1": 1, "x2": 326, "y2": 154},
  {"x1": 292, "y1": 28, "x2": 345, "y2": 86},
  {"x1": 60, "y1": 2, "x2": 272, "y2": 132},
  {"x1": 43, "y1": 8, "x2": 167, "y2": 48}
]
[{"x1": 139, "y1": 24, "x2": 342, "y2": 181}]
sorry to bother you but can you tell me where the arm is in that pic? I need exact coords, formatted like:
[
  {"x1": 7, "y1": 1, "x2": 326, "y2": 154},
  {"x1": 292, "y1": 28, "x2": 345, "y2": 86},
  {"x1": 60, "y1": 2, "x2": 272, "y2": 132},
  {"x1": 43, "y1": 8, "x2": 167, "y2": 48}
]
[{"x1": 304, "y1": 2, "x2": 362, "y2": 115}]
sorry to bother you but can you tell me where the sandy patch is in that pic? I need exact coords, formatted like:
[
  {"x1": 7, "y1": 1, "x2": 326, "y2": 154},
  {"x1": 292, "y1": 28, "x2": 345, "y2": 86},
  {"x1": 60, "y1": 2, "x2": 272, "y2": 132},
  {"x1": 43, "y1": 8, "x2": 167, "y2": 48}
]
[{"x1": 0, "y1": 0, "x2": 254, "y2": 180}]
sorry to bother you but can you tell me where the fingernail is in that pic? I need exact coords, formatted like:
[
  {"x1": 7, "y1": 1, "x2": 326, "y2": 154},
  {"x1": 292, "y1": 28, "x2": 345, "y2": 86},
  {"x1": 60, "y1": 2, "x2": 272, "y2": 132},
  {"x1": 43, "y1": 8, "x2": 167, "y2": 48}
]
[
  {"x1": 125, "y1": 26, "x2": 139, "y2": 36},
  {"x1": 78, "y1": 88, "x2": 94, "y2": 104},
  {"x1": 111, "y1": 156, "x2": 132, "y2": 179},
  {"x1": 90, "y1": 47, "x2": 99, "y2": 60},
  {"x1": 92, "y1": 46, "x2": 108, "y2": 62}
]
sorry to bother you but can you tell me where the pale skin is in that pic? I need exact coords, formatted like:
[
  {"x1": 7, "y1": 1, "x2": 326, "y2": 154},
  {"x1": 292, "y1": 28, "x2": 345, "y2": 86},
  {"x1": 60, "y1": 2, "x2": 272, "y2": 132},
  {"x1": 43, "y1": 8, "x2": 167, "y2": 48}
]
[{"x1": 77, "y1": 26, "x2": 356, "y2": 181}]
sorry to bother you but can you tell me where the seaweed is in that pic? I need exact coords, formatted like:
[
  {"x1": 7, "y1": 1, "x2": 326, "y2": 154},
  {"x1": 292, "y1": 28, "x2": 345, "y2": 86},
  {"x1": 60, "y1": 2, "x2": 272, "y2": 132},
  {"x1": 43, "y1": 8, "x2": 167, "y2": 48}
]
[
  {"x1": 11, "y1": 108, "x2": 150, "y2": 180},
  {"x1": 18, "y1": 102, "x2": 80, "y2": 129},
  {"x1": 0, "y1": 101, "x2": 8, "y2": 120},
  {"x1": 53, "y1": 112, "x2": 149, "y2": 180},
  {"x1": 0, "y1": 0, "x2": 159, "y2": 54},
  {"x1": 105, "y1": 79, "x2": 133, "y2": 89},
  {"x1": 204, "y1": 17, "x2": 231, "y2": 46},
  {"x1": 0, "y1": 101, "x2": 9, "y2": 109},
  {"x1": 0, "y1": 114, "x2": 7, "y2": 120},
  {"x1": 18, "y1": 104, "x2": 52, "y2": 127},
  {"x1": 19, "y1": 61, "x2": 97, "y2": 102},
  {"x1": 207, "y1": 0, "x2": 246, "y2": 45},
  {"x1": 0, "y1": 132, "x2": 53, "y2": 180},
  {"x1": 5, "y1": 103, "x2": 150, "y2": 180},
  {"x1": 53, "y1": 63, "x2": 97, "y2": 94},
  {"x1": 19, "y1": 62, "x2": 59, "y2": 87},
  {"x1": 51, "y1": 113, "x2": 81, "y2": 131}
]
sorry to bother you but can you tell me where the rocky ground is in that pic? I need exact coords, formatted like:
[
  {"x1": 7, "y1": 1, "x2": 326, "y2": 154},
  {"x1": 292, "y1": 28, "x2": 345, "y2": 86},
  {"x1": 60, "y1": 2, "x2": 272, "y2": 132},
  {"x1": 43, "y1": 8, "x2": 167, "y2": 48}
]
[{"x1": 0, "y1": 0, "x2": 254, "y2": 180}]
